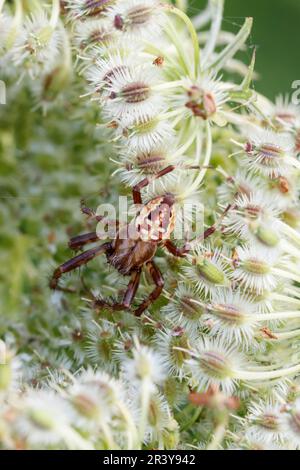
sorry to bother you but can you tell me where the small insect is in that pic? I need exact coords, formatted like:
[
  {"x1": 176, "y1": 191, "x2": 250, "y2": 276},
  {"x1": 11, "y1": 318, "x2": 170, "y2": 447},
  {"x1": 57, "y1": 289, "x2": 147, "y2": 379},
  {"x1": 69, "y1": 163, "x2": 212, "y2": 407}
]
[
  {"x1": 153, "y1": 56, "x2": 164, "y2": 67},
  {"x1": 50, "y1": 166, "x2": 230, "y2": 316}
]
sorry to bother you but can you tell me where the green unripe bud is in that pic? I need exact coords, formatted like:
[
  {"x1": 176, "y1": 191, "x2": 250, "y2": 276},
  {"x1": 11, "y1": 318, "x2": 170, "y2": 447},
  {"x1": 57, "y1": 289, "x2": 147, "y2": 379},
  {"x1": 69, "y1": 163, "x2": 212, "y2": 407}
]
[
  {"x1": 196, "y1": 257, "x2": 226, "y2": 285},
  {"x1": 243, "y1": 258, "x2": 270, "y2": 275},
  {"x1": 169, "y1": 333, "x2": 190, "y2": 370},
  {"x1": 28, "y1": 409, "x2": 56, "y2": 430},
  {"x1": 210, "y1": 303, "x2": 246, "y2": 325},
  {"x1": 72, "y1": 394, "x2": 98, "y2": 419},
  {"x1": 256, "y1": 226, "x2": 279, "y2": 247},
  {"x1": 179, "y1": 296, "x2": 204, "y2": 320},
  {"x1": 199, "y1": 351, "x2": 233, "y2": 380},
  {"x1": 250, "y1": 223, "x2": 279, "y2": 247}
]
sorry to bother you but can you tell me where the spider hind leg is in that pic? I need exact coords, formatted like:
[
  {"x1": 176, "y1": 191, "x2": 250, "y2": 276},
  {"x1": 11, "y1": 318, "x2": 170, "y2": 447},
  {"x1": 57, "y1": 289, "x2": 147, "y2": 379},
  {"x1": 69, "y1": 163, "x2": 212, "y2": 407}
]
[
  {"x1": 134, "y1": 261, "x2": 164, "y2": 317},
  {"x1": 94, "y1": 270, "x2": 141, "y2": 312},
  {"x1": 50, "y1": 242, "x2": 111, "y2": 292}
]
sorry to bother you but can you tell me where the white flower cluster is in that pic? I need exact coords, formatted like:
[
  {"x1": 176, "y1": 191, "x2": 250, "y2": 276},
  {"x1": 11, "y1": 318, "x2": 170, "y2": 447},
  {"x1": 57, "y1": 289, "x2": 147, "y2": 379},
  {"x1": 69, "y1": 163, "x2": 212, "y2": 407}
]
[
  {"x1": 1, "y1": 0, "x2": 300, "y2": 451},
  {"x1": 69, "y1": 0, "x2": 258, "y2": 244},
  {"x1": 0, "y1": 342, "x2": 177, "y2": 450}
]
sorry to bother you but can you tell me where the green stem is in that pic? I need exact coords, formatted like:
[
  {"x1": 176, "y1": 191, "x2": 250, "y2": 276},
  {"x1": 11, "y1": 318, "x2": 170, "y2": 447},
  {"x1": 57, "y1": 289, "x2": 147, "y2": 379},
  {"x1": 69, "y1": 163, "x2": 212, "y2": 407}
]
[
  {"x1": 101, "y1": 422, "x2": 119, "y2": 450},
  {"x1": 175, "y1": 0, "x2": 188, "y2": 11},
  {"x1": 164, "y1": 4, "x2": 201, "y2": 78},
  {"x1": 251, "y1": 311, "x2": 300, "y2": 321},
  {"x1": 182, "y1": 121, "x2": 211, "y2": 199},
  {"x1": 207, "y1": 17, "x2": 253, "y2": 73},
  {"x1": 173, "y1": 123, "x2": 198, "y2": 158},
  {"x1": 273, "y1": 268, "x2": 300, "y2": 285},
  {"x1": 152, "y1": 80, "x2": 185, "y2": 92},
  {"x1": 284, "y1": 287, "x2": 300, "y2": 299},
  {"x1": 275, "y1": 329, "x2": 300, "y2": 341},
  {"x1": 236, "y1": 363, "x2": 300, "y2": 381},
  {"x1": 206, "y1": 417, "x2": 228, "y2": 450},
  {"x1": 279, "y1": 222, "x2": 300, "y2": 245},
  {"x1": 164, "y1": 21, "x2": 190, "y2": 76},
  {"x1": 6, "y1": 0, "x2": 23, "y2": 50},
  {"x1": 241, "y1": 48, "x2": 256, "y2": 91},
  {"x1": 50, "y1": 0, "x2": 60, "y2": 29},
  {"x1": 203, "y1": 0, "x2": 224, "y2": 61},
  {"x1": 138, "y1": 380, "x2": 151, "y2": 448},
  {"x1": 60, "y1": 20, "x2": 72, "y2": 72},
  {"x1": 281, "y1": 240, "x2": 300, "y2": 260},
  {"x1": 180, "y1": 406, "x2": 203, "y2": 432},
  {"x1": 158, "y1": 107, "x2": 186, "y2": 122},
  {"x1": 117, "y1": 402, "x2": 139, "y2": 450},
  {"x1": 271, "y1": 293, "x2": 300, "y2": 307},
  {"x1": 60, "y1": 425, "x2": 94, "y2": 450}
]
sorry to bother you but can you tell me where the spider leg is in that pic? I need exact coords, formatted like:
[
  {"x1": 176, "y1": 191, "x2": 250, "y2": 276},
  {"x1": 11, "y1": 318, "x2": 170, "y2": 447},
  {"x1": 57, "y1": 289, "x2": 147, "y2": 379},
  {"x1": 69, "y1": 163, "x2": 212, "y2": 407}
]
[
  {"x1": 94, "y1": 270, "x2": 141, "y2": 312},
  {"x1": 69, "y1": 232, "x2": 99, "y2": 251},
  {"x1": 188, "y1": 202, "x2": 235, "y2": 249},
  {"x1": 132, "y1": 165, "x2": 176, "y2": 204},
  {"x1": 164, "y1": 240, "x2": 189, "y2": 257},
  {"x1": 132, "y1": 165, "x2": 212, "y2": 205},
  {"x1": 134, "y1": 261, "x2": 164, "y2": 317},
  {"x1": 50, "y1": 242, "x2": 111, "y2": 292},
  {"x1": 81, "y1": 201, "x2": 104, "y2": 222},
  {"x1": 81, "y1": 200, "x2": 120, "y2": 228},
  {"x1": 165, "y1": 202, "x2": 236, "y2": 256}
]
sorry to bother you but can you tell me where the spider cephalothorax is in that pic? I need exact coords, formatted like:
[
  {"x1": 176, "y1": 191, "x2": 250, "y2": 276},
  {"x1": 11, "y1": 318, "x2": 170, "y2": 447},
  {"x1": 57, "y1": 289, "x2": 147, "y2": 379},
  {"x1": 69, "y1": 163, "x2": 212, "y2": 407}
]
[{"x1": 50, "y1": 166, "x2": 226, "y2": 316}]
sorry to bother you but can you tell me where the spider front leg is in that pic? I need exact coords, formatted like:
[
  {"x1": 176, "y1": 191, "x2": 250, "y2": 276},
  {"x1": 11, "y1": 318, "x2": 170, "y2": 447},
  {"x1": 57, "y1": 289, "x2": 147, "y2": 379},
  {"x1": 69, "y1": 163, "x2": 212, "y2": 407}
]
[
  {"x1": 80, "y1": 200, "x2": 120, "y2": 235},
  {"x1": 94, "y1": 270, "x2": 141, "y2": 312},
  {"x1": 50, "y1": 242, "x2": 111, "y2": 292},
  {"x1": 188, "y1": 202, "x2": 235, "y2": 247},
  {"x1": 165, "y1": 202, "x2": 235, "y2": 257},
  {"x1": 66, "y1": 202, "x2": 112, "y2": 251},
  {"x1": 132, "y1": 165, "x2": 176, "y2": 204},
  {"x1": 69, "y1": 232, "x2": 100, "y2": 251},
  {"x1": 164, "y1": 240, "x2": 190, "y2": 257},
  {"x1": 132, "y1": 164, "x2": 212, "y2": 204},
  {"x1": 135, "y1": 261, "x2": 164, "y2": 317},
  {"x1": 80, "y1": 200, "x2": 105, "y2": 222}
]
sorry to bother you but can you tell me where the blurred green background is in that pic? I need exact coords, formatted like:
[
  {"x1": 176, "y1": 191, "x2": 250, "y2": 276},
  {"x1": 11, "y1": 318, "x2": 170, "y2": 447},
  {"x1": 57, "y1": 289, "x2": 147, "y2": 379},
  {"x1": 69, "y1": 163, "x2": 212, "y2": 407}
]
[{"x1": 193, "y1": 0, "x2": 300, "y2": 99}]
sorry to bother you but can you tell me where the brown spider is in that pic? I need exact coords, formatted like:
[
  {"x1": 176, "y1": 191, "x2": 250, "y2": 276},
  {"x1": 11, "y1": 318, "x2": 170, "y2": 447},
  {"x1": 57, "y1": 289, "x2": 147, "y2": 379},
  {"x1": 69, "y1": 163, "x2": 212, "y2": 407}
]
[{"x1": 50, "y1": 165, "x2": 230, "y2": 316}]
